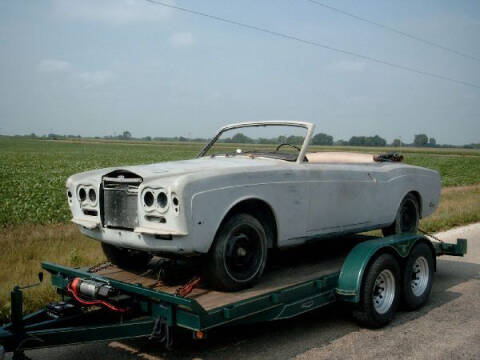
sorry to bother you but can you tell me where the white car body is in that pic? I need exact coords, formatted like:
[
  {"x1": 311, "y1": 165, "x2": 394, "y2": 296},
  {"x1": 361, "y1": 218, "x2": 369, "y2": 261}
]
[{"x1": 66, "y1": 121, "x2": 441, "y2": 256}]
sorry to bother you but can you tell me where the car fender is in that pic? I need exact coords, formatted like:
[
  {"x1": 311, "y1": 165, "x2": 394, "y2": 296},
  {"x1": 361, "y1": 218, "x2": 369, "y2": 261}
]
[{"x1": 190, "y1": 188, "x2": 276, "y2": 253}]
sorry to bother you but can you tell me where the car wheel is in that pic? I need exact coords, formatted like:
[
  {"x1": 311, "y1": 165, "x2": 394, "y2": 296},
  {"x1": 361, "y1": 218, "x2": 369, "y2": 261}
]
[
  {"x1": 382, "y1": 193, "x2": 419, "y2": 236},
  {"x1": 402, "y1": 242, "x2": 434, "y2": 310},
  {"x1": 101, "y1": 242, "x2": 152, "y2": 269},
  {"x1": 205, "y1": 213, "x2": 268, "y2": 291},
  {"x1": 353, "y1": 253, "x2": 401, "y2": 328}
]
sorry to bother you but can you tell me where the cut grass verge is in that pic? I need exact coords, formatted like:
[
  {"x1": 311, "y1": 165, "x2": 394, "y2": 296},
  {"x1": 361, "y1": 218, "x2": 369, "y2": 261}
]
[{"x1": 1, "y1": 185, "x2": 479, "y2": 324}]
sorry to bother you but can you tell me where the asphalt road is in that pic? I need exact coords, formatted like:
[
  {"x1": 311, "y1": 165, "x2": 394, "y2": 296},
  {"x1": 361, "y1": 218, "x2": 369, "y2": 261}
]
[{"x1": 8, "y1": 224, "x2": 480, "y2": 360}]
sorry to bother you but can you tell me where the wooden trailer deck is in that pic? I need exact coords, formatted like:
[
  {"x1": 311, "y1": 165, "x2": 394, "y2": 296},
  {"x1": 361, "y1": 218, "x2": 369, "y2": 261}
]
[{"x1": 93, "y1": 239, "x2": 358, "y2": 311}]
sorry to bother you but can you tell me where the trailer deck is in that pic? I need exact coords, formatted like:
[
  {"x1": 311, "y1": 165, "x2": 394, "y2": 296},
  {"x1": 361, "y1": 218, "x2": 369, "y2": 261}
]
[{"x1": 95, "y1": 250, "x2": 346, "y2": 312}]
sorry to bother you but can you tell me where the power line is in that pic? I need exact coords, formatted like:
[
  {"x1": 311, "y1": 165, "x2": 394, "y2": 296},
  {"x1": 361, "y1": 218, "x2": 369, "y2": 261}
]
[
  {"x1": 305, "y1": 0, "x2": 480, "y2": 63},
  {"x1": 144, "y1": 0, "x2": 480, "y2": 89}
]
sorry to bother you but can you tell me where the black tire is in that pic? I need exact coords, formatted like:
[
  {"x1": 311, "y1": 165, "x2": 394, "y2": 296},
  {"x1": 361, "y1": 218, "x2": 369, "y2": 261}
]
[
  {"x1": 402, "y1": 242, "x2": 434, "y2": 310},
  {"x1": 204, "y1": 213, "x2": 268, "y2": 292},
  {"x1": 383, "y1": 193, "x2": 419, "y2": 237},
  {"x1": 353, "y1": 253, "x2": 401, "y2": 328},
  {"x1": 101, "y1": 242, "x2": 152, "y2": 269}
]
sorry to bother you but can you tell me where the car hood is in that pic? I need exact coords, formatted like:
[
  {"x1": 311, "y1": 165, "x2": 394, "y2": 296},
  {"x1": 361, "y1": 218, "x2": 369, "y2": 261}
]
[{"x1": 68, "y1": 156, "x2": 286, "y2": 184}]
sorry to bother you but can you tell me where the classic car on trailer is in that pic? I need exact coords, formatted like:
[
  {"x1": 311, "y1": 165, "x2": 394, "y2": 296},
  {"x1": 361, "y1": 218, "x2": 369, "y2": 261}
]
[{"x1": 66, "y1": 121, "x2": 441, "y2": 291}]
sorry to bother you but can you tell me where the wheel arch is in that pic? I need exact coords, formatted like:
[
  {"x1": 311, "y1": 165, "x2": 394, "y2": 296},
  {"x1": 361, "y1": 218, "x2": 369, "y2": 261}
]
[
  {"x1": 409, "y1": 190, "x2": 423, "y2": 218},
  {"x1": 384, "y1": 190, "x2": 423, "y2": 229},
  {"x1": 336, "y1": 234, "x2": 433, "y2": 303},
  {"x1": 213, "y1": 197, "x2": 278, "y2": 250}
]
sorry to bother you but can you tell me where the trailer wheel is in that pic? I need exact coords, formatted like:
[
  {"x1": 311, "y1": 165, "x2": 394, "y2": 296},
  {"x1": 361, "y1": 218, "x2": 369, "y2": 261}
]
[
  {"x1": 205, "y1": 213, "x2": 267, "y2": 291},
  {"x1": 383, "y1": 193, "x2": 419, "y2": 236},
  {"x1": 353, "y1": 253, "x2": 401, "y2": 328},
  {"x1": 402, "y1": 242, "x2": 434, "y2": 310},
  {"x1": 101, "y1": 243, "x2": 152, "y2": 269}
]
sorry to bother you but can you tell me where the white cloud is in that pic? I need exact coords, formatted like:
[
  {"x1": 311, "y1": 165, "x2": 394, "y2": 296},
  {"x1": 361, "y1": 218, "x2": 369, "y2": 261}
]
[
  {"x1": 51, "y1": 0, "x2": 173, "y2": 24},
  {"x1": 37, "y1": 59, "x2": 71, "y2": 72},
  {"x1": 168, "y1": 32, "x2": 195, "y2": 48},
  {"x1": 331, "y1": 60, "x2": 366, "y2": 72},
  {"x1": 73, "y1": 70, "x2": 115, "y2": 88}
]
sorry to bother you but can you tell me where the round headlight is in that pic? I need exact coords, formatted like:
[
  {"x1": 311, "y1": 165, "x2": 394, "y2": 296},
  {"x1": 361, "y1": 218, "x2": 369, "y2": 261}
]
[
  {"x1": 88, "y1": 188, "x2": 96, "y2": 203},
  {"x1": 144, "y1": 191, "x2": 154, "y2": 207},
  {"x1": 157, "y1": 191, "x2": 168, "y2": 209},
  {"x1": 78, "y1": 187, "x2": 86, "y2": 202}
]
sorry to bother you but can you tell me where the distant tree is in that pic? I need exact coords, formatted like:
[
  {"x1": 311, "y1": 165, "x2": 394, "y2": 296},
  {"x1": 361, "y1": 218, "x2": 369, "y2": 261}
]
[
  {"x1": 143, "y1": 136, "x2": 152, "y2": 141},
  {"x1": 311, "y1": 133, "x2": 333, "y2": 146},
  {"x1": 368, "y1": 135, "x2": 387, "y2": 146},
  {"x1": 228, "y1": 133, "x2": 253, "y2": 143},
  {"x1": 348, "y1": 136, "x2": 366, "y2": 146},
  {"x1": 277, "y1": 135, "x2": 287, "y2": 144},
  {"x1": 286, "y1": 135, "x2": 304, "y2": 145},
  {"x1": 414, "y1": 134, "x2": 428, "y2": 147},
  {"x1": 122, "y1": 131, "x2": 132, "y2": 140},
  {"x1": 334, "y1": 139, "x2": 348, "y2": 146},
  {"x1": 47, "y1": 133, "x2": 63, "y2": 140},
  {"x1": 348, "y1": 135, "x2": 386, "y2": 147},
  {"x1": 258, "y1": 137, "x2": 272, "y2": 144},
  {"x1": 429, "y1": 137, "x2": 437, "y2": 146},
  {"x1": 178, "y1": 136, "x2": 188, "y2": 142},
  {"x1": 30, "y1": 133, "x2": 37, "y2": 138},
  {"x1": 392, "y1": 138, "x2": 402, "y2": 147}
]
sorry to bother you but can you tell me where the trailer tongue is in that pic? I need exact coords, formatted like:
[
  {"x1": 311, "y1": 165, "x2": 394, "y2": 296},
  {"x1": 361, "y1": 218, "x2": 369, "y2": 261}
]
[{"x1": 0, "y1": 234, "x2": 467, "y2": 360}]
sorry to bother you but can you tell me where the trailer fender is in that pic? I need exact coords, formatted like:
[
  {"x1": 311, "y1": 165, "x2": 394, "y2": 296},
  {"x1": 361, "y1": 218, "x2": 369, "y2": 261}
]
[{"x1": 336, "y1": 234, "x2": 430, "y2": 303}]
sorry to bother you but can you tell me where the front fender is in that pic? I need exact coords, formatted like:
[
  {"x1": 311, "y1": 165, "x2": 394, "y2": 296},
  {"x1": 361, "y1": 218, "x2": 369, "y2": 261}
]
[{"x1": 336, "y1": 233, "x2": 431, "y2": 303}]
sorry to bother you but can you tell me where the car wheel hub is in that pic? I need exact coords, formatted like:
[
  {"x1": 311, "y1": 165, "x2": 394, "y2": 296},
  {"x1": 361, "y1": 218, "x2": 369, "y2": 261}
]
[
  {"x1": 411, "y1": 256, "x2": 429, "y2": 296},
  {"x1": 373, "y1": 269, "x2": 396, "y2": 314},
  {"x1": 225, "y1": 226, "x2": 263, "y2": 282}
]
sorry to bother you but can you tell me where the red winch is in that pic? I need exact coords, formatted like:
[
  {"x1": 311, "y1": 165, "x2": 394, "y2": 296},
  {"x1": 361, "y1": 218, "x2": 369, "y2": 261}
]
[{"x1": 67, "y1": 278, "x2": 126, "y2": 312}]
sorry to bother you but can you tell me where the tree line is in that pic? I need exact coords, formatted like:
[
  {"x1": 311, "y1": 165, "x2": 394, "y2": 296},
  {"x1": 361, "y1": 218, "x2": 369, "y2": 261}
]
[{"x1": 8, "y1": 131, "x2": 480, "y2": 149}]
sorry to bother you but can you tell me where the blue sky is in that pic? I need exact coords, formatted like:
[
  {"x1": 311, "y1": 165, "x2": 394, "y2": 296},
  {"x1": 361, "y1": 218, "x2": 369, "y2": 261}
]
[{"x1": 0, "y1": 0, "x2": 479, "y2": 144}]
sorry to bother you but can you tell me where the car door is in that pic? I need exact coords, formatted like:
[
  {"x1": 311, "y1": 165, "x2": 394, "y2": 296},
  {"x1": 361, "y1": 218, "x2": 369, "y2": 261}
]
[{"x1": 304, "y1": 163, "x2": 382, "y2": 237}]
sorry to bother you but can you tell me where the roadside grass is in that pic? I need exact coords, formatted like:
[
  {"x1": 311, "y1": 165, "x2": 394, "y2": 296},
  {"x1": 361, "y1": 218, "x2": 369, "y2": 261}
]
[
  {"x1": 420, "y1": 184, "x2": 480, "y2": 232},
  {"x1": 1, "y1": 184, "x2": 479, "y2": 324},
  {"x1": 0, "y1": 224, "x2": 104, "y2": 323},
  {"x1": 1, "y1": 138, "x2": 480, "y2": 226}
]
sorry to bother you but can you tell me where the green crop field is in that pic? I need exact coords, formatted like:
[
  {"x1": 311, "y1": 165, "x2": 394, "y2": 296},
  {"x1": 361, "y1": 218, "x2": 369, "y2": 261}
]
[
  {"x1": 1, "y1": 137, "x2": 480, "y2": 226},
  {"x1": 1, "y1": 137, "x2": 480, "y2": 322}
]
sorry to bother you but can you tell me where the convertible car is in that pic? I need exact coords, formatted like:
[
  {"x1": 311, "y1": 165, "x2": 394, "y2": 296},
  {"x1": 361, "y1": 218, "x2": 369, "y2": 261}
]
[{"x1": 66, "y1": 121, "x2": 441, "y2": 291}]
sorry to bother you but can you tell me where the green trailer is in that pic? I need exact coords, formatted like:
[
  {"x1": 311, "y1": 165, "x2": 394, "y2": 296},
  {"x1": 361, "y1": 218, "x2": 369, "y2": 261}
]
[{"x1": 0, "y1": 234, "x2": 467, "y2": 360}]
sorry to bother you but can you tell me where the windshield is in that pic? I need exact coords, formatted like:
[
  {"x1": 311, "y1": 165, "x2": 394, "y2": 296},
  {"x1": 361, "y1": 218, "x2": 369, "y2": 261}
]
[{"x1": 197, "y1": 122, "x2": 314, "y2": 163}]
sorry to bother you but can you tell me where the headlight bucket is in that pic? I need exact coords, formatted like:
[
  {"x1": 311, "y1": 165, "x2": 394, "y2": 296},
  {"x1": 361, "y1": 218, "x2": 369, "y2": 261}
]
[
  {"x1": 157, "y1": 191, "x2": 168, "y2": 210},
  {"x1": 143, "y1": 191, "x2": 154, "y2": 207},
  {"x1": 142, "y1": 188, "x2": 170, "y2": 213},
  {"x1": 78, "y1": 187, "x2": 87, "y2": 202}
]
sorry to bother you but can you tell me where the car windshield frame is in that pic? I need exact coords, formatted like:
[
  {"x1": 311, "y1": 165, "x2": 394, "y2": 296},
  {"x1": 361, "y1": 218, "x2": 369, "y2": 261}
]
[{"x1": 197, "y1": 121, "x2": 315, "y2": 164}]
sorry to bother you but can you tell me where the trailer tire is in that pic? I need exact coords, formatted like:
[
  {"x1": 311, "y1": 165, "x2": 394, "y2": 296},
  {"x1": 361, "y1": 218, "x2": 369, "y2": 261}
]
[
  {"x1": 382, "y1": 193, "x2": 419, "y2": 236},
  {"x1": 205, "y1": 213, "x2": 267, "y2": 291},
  {"x1": 402, "y1": 242, "x2": 434, "y2": 310},
  {"x1": 353, "y1": 253, "x2": 401, "y2": 328},
  {"x1": 101, "y1": 243, "x2": 152, "y2": 269}
]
